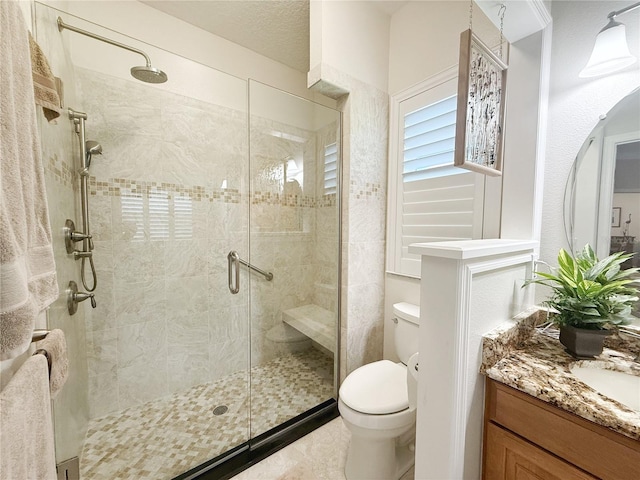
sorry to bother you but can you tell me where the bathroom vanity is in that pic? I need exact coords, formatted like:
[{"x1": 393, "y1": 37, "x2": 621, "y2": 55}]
[{"x1": 481, "y1": 313, "x2": 640, "y2": 479}]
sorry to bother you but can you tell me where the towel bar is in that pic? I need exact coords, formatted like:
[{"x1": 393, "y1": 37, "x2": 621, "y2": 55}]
[
  {"x1": 32, "y1": 330, "x2": 52, "y2": 376},
  {"x1": 33, "y1": 348, "x2": 52, "y2": 377},
  {"x1": 32, "y1": 329, "x2": 50, "y2": 342}
]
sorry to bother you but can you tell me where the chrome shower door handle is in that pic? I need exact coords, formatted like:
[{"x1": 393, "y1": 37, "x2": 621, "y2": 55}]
[{"x1": 228, "y1": 250, "x2": 240, "y2": 294}]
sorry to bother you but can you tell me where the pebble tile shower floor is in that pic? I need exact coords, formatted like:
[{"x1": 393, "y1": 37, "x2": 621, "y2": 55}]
[{"x1": 80, "y1": 348, "x2": 334, "y2": 479}]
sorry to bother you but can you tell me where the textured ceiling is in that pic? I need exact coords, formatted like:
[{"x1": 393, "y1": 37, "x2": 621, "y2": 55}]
[
  {"x1": 141, "y1": 1, "x2": 407, "y2": 73},
  {"x1": 142, "y1": 0, "x2": 310, "y2": 72}
]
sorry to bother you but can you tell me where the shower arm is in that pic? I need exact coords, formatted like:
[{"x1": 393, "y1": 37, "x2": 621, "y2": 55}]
[{"x1": 57, "y1": 17, "x2": 152, "y2": 68}]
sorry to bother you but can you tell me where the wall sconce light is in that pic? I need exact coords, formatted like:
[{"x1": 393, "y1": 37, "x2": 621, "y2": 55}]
[{"x1": 579, "y1": 2, "x2": 640, "y2": 78}]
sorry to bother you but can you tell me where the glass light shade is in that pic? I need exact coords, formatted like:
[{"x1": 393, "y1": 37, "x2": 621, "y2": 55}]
[{"x1": 579, "y1": 22, "x2": 637, "y2": 78}]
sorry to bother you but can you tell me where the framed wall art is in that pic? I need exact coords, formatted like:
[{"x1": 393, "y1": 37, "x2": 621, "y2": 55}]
[
  {"x1": 455, "y1": 29, "x2": 507, "y2": 177},
  {"x1": 612, "y1": 207, "x2": 622, "y2": 228}
]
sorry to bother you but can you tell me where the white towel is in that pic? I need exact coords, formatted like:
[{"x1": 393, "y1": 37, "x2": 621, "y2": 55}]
[
  {"x1": 0, "y1": 354, "x2": 57, "y2": 480},
  {"x1": 0, "y1": 1, "x2": 59, "y2": 360},
  {"x1": 36, "y1": 328, "x2": 69, "y2": 399}
]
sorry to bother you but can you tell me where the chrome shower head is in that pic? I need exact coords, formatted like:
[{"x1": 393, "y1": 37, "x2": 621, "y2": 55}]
[
  {"x1": 131, "y1": 65, "x2": 168, "y2": 84},
  {"x1": 85, "y1": 140, "x2": 102, "y2": 168},
  {"x1": 57, "y1": 17, "x2": 168, "y2": 85}
]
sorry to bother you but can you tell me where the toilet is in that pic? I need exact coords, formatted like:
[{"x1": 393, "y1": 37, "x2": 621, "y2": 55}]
[{"x1": 338, "y1": 302, "x2": 420, "y2": 480}]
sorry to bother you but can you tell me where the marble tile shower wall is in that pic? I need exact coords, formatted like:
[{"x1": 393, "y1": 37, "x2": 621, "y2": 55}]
[
  {"x1": 249, "y1": 116, "x2": 338, "y2": 365},
  {"x1": 76, "y1": 68, "x2": 250, "y2": 417},
  {"x1": 75, "y1": 68, "x2": 338, "y2": 417},
  {"x1": 313, "y1": 125, "x2": 340, "y2": 314},
  {"x1": 310, "y1": 64, "x2": 388, "y2": 379}
]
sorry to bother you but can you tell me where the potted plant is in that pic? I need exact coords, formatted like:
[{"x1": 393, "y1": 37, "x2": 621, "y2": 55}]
[{"x1": 526, "y1": 244, "x2": 639, "y2": 358}]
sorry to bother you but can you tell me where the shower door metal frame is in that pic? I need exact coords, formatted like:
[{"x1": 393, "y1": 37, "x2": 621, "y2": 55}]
[{"x1": 174, "y1": 86, "x2": 343, "y2": 480}]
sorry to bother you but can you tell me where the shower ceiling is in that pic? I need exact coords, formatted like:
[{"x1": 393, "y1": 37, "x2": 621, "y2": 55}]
[
  {"x1": 140, "y1": 0, "x2": 407, "y2": 73},
  {"x1": 141, "y1": 0, "x2": 311, "y2": 72}
]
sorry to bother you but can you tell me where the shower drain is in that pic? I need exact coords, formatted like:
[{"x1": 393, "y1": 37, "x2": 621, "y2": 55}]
[{"x1": 213, "y1": 405, "x2": 229, "y2": 416}]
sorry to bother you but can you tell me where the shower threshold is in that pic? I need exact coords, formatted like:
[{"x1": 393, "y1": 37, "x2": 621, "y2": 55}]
[{"x1": 176, "y1": 399, "x2": 338, "y2": 480}]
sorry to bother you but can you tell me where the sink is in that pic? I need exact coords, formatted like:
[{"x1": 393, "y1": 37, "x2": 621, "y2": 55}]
[{"x1": 570, "y1": 365, "x2": 640, "y2": 412}]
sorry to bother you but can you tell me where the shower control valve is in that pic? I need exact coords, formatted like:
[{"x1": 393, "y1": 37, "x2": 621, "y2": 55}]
[
  {"x1": 64, "y1": 219, "x2": 92, "y2": 254},
  {"x1": 67, "y1": 280, "x2": 96, "y2": 315}
]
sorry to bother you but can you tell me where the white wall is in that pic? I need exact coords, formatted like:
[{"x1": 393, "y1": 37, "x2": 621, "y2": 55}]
[
  {"x1": 412, "y1": 240, "x2": 536, "y2": 479},
  {"x1": 312, "y1": 0, "x2": 390, "y2": 93},
  {"x1": 388, "y1": 1, "x2": 500, "y2": 96},
  {"x1": 540, "y1": 0, "x2": 640, "y2": 271},
  {"x1": 500, "y1": 29, "x2": 548, "y2": 244}
]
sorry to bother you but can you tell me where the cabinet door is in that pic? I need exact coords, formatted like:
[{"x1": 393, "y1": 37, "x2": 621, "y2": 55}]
[{"x1": 484, "y1": 423, "x2": 596, "y2": 480}]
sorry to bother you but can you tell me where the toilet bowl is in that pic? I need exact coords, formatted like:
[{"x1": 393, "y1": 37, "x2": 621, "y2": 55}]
[{"x1": 338, "y1": 303, "x2": 420, "y2": 480}]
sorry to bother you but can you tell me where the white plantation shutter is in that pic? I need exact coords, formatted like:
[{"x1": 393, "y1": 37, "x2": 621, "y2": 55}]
[
  {"x1": 149, "y1": 190, "x2": 170, "y2": 239},
  {"x1": 403, "y1": 95, "x2": 463, "y2": 183},
  {"x1": 120, "y1": 189, "x2": 183, "y2": 241},
  {"x1": 388, "y1": 73, "x2": 484, "y2": 278},
  {"x1": 174, "y1": 195, "x2": 193, "y2": 239},
  {"x1": 121, "y1": 193, "x2": 144, "y2": 241},
  {"x1": 324, "y1": 142, "x2": 338, "y2": 195},
  {"x1": 400, "y1": 174, "x2": 480, "y2": 275}
]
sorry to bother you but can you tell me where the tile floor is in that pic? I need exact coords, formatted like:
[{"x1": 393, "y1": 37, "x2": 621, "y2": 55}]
[
  {"x1": 80, "y1": 348, "x2": 334, "y2": 479},
  {"x1": 231, "y1": 417, "x2": 415, "y2": 480}
]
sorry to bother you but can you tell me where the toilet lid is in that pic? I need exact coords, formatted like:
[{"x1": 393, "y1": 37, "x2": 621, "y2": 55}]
[{"x1": 339, "y1": 360, "x2": 408, "y2": 414}]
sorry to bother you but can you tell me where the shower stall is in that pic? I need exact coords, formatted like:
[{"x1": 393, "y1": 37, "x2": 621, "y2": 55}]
[{"x1": 35, "y1": 4, "x2": 340, "y2": 478}]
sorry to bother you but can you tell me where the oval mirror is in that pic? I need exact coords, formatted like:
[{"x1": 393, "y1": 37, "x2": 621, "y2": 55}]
[{"x1": 564, "y1": 87, "x2": 640, "y2": 262}]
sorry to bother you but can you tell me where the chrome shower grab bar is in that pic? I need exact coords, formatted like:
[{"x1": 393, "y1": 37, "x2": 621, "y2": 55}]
[
  {"x1": 238, "y1": 258, "x2": 274, "y2": 281},
  {"x1": 227, "y1": 251, "x2": 273, "y2": 294},
  {"x1": 228, "y1": 251, "x2": 240, "y2": 294}
]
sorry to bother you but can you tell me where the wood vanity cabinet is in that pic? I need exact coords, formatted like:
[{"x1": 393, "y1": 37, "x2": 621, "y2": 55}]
[{"x1": 482, "y1": 378, "x2": 640, "y2": 480}]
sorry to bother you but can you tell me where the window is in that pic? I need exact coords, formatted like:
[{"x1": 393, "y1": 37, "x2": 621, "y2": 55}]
[
  {"x1": 387, "y1": 71, "x2": 485, "y2": 278},
  {"x1": 174, "y1": 195, "x2": 193, "y2": 239},
  {"x1": 324, "y1": 142, "x2": 338, "y2": 195},
  {"x1": 149, "y1": 190, "x2": 170, "y2": 240},
  {"x1": 120, "y1": 189, "x2": 192, "y2": 240},
  {"x1": 120, "y1": 192, "x2": 144, "y2": 241},
  {"x1": 403, "y1": 95, "x2": 463, "y2": 182}
]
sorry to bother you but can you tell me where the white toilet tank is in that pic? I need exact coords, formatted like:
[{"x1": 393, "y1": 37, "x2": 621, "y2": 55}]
[{"x1": 392, "y1": 302, "x2": 420, "y2": 364}]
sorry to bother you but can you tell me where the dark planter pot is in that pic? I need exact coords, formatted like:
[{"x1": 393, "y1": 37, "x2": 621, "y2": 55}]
[{"x1": 559, "y1": 325, "x2": 610, "y2": 359}]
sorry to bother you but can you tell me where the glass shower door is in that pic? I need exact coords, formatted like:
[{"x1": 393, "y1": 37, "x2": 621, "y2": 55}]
[
  {"x1": 35, "y1": 4, "x2": 252, "y2": 478},
  {"x1": 248, "y1": 80, "x2": 340, "y2": 438}
]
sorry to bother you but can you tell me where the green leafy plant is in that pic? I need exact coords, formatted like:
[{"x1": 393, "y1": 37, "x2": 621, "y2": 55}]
[{"x1": 526, "y1": 245, "x2": 639, "y2": 330}]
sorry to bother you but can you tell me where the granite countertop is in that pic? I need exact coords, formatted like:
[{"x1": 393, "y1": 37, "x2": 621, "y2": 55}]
[{"x1": 481, "y1": 309, "x2": 640, "y2": 441}]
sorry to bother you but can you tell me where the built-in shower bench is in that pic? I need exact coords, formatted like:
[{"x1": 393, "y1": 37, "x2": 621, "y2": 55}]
[{"x1": 282, "y1": 304, "x2": 336, "y2": 354}]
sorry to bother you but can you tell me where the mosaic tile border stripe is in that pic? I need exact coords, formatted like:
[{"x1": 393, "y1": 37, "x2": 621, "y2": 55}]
[
  {"x1": 44, "y1": 155, "x2": 339, "y2": 208},
  {"x1": 90, "y1": 176, "x2": 337, "y2": 207},
  {"x1": 350, "y1": 180, "x2": 384, "y2": 200},
  {"x1": 44, "y1": 153, "x2": 74, "y2": 188}
]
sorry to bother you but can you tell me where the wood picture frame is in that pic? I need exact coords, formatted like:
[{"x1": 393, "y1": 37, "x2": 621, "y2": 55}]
[{"x1": 455, "y1": 29, "x2": 507, "y2": 177}]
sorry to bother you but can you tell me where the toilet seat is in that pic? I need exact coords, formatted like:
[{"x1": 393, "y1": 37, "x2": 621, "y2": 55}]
[{"x1": 339, "y1": 360, "x2": 408, "y2": 415}]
